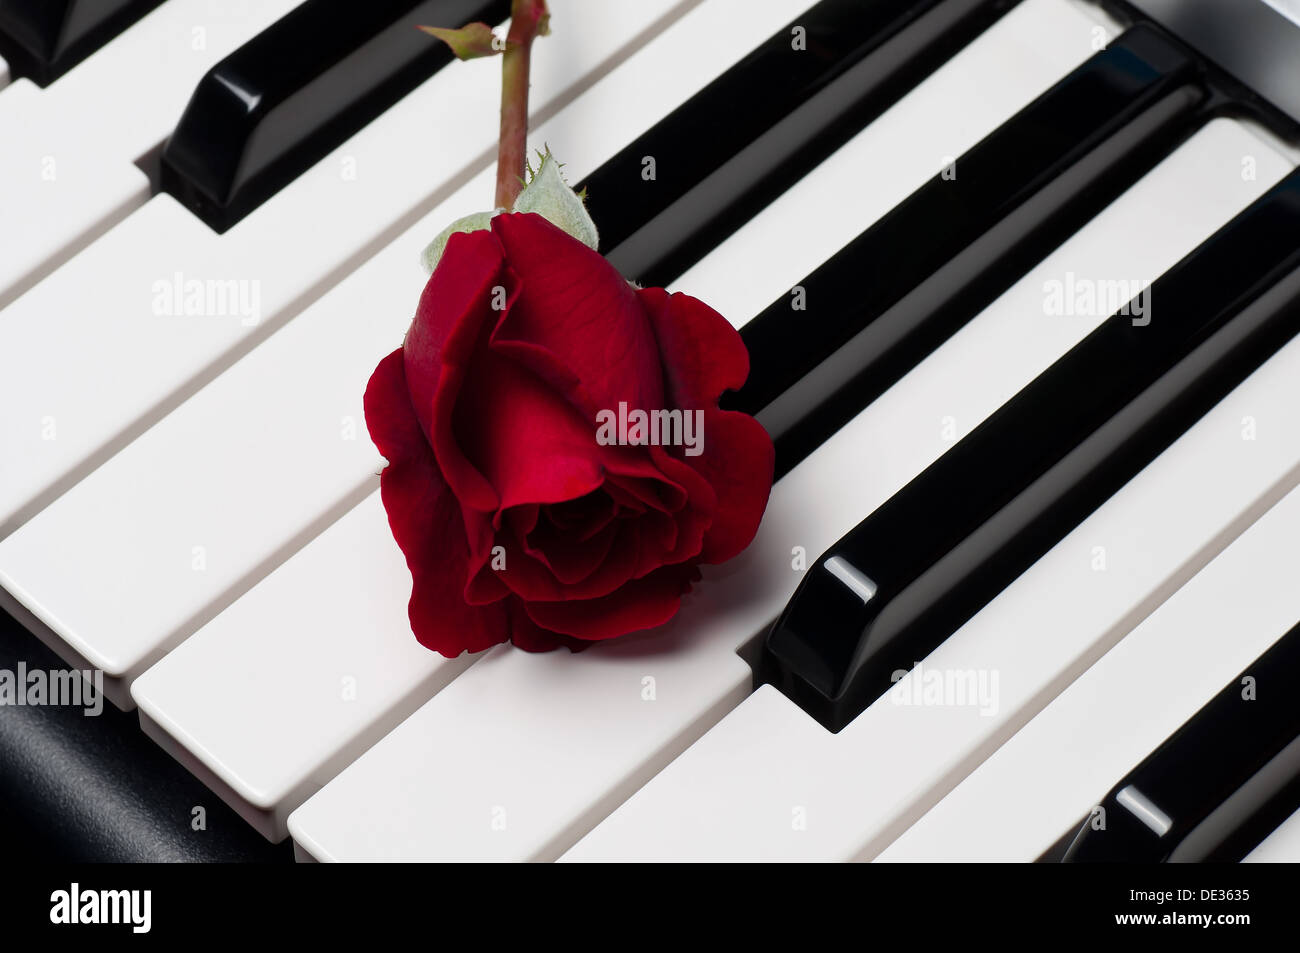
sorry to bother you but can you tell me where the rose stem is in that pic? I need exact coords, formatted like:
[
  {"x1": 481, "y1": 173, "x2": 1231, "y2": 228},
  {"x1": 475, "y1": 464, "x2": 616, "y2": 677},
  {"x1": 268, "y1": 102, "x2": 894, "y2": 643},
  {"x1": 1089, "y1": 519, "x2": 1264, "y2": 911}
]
[{"x1": 495, "y1": 0, "x2": 547, "y2": 211}]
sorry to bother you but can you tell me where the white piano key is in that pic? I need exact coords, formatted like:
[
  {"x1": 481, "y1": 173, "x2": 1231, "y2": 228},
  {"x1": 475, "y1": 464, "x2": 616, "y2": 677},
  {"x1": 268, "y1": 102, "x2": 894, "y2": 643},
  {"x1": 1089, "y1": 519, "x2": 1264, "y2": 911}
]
[
  {"x1": 289, "y1": 102, "x2": 1278, "y2": 864},
  {"x1": 0, "y1": 0, "x2": 304, "y2": 311},
  {"x1": 0, "y1": 0, "x2": 690, "y2": 544},
  {"x1": 133, "y1": 494, "x2": 477, "y2": 841},
  {"x1": 877, "y1": 475, "x2": 1300, "y2": 863},
  {"x1": 1245, "y1": 805, "x2": 1300, "y2": 862},
  {"x1": 0, "y1": 54, "x2": 8, "y2": 89},
  {"x1": 125, "y1": 0, "x2": 1106, "y2": 838},
  {"x1": 564, "y1": 216, "x2": 1300, "y2": 864}
]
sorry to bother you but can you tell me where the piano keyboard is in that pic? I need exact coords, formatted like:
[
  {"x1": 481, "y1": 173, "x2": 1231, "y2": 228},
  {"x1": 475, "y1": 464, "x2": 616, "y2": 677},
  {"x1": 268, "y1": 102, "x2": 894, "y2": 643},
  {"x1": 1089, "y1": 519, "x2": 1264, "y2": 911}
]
[
  {"x1": 2, "y1": 0, "x2": 1300, "y2": 864},
  {"x1": 0, "y1": 0, "x2": 303, "y2": 313}
]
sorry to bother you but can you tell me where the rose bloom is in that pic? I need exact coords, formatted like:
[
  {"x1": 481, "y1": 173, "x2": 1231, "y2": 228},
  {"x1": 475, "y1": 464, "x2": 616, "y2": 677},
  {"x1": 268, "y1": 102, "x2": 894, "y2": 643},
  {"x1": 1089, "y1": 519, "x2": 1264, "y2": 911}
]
[{"x1": 365, "y1": 212, "x2": 773, "y2": 654}]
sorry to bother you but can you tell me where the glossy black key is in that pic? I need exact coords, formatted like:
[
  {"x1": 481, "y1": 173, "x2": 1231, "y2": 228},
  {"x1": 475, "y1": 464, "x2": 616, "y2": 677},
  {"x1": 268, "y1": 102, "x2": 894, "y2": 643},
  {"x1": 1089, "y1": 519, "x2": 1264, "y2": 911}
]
[
  {"x1": 1128, "y1": 0, "x2": 1300, "y2": 127},
  {"x1": 582, "y1": 0, "x2": 1024, "y2": 288},
  {"x1": 760, "y1": 166, "x2": 1300, "y2": 733},
  {"x1": 723, "y1": 26, "x2": 1208, "y2": 477},
  {"x1": 1063, "y1": 619, "x2": 1300, "y2": 862},
  {"x1": 0, "y1": 0, "x2": 165, "y2": 85},
  {"x1": 0, "y1": 609, "x2": 290, "y2": 862},
  {"x1": 161, "y1": 0, "x2": 510, "y2": 232}
]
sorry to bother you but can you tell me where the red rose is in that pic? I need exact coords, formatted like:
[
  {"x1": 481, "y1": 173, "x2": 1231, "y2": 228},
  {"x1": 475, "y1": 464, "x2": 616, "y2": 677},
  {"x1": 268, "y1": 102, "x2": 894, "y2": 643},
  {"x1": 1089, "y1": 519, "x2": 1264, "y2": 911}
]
[{"x1": 364, "y1": 211, "x2": 773, "y2": 654}]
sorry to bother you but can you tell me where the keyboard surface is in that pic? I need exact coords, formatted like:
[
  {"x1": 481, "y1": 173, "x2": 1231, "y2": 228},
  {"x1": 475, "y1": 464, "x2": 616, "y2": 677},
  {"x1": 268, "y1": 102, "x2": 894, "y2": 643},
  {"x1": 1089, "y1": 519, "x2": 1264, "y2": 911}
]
[{"x1": 3, "y1": 0, "x2": 1300, "y2": 864}]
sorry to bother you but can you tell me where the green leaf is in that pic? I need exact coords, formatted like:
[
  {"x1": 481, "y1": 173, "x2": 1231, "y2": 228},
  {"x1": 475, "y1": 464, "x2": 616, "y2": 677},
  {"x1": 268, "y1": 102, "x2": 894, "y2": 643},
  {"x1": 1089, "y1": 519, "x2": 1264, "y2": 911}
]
[{"x1": 418, "y1": 22, "x2": 501, "y2": 60}]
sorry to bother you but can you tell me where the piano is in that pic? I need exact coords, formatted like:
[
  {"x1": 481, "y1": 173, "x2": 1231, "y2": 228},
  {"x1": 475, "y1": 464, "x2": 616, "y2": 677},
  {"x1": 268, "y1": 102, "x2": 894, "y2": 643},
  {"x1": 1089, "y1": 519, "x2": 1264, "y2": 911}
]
[{"x1": 1, "y1": 0, "x2": 1299, "y2": 863}]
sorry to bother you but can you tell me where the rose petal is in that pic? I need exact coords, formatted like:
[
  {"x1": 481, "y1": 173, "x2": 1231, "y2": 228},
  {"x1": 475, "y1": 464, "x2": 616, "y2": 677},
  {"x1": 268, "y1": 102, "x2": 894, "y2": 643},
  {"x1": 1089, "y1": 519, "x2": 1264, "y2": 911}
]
[
  {"x1": 365, "y1": 349, "x2": 426, "y2": 468},
  {"x1": 525, "y1": 514, "x2": 621, "y2": 584},
  {"x1": 412, "y1": 236, "x2": 523, "y2": 529},
  {"x1": 490, "y1": 212, "x2": 664, "y2": 415},
  {"x1": 603, "y1": 471, "x2": 683, "y2": 514},
  {"x1": 365, "y1": 350, "x2": 508, "y2": 656},
  {"x1": 450, "y1": 347, "x2": 715, "y2": 598},
  {"x1": 643, "y1": 446, "x2": 715, "y2": 565},
  {"x1": 638, "y1": 286, "x2": 750, "y2": 407},
  {"x1": 502, "y1": 502, "x2": 539, "y2": 537},
  {"x1": 681, "y1": 409, "x2": 773, "y2": 563},
  {"x1": 403, "y1": 229, "x2": 513, "y2": 446},
  {"x1": 545, "y1": 491, "x2": 615, "y2": 535},
  {"x1": 468, "y1": 510, "x2": 639, "y2": 603},
  {"x1": 447, "y1": 348, "x2": 607, "y2": 514},
  {"x1": 523, "y1": 563, "x2": 701, "y2": 640},
  {"x1": 507, "y1": 600, "x2": 591, "y2": 652},
  {"x1": 640, "y1": 288, "x2": 774, "y2": 563}
]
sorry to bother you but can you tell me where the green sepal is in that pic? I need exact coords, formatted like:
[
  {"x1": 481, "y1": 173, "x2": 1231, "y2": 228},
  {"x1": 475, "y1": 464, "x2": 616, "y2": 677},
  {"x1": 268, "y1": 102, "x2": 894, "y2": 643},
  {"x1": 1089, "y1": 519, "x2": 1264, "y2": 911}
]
[
  {"x1": 513, "y1": 150, "x2": 599, "y2": 250},
  {"x1": 420, "y1": 209, "x2": 502, "y2": 273}
]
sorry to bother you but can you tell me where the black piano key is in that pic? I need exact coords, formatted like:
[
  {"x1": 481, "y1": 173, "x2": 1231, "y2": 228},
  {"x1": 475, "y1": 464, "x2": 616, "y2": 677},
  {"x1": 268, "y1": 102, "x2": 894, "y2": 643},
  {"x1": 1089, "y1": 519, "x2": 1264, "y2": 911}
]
[
  {"x1": 1063, "y1": 619, "x2": 1300, "y2": 863},
  {"x1": 582, "y1": 0, "x2": 1025, "y2": 289},
  {"x1": 1127, "y1": 0, "x2": 1300, "y2": 128},
  {"x1": 1035, "y1": 823, "x2": 1081, "y2": 863},
  {"x1": 160, "y1": 0, "x2": 510, "y2": 233},
  {"x1": 759, "y1": 166, "x2": 1300, "y2": 733},
  {"x1": 0, "y1": 0, "x2": 165, "y2": 86},
  {"x1": 723, "y1": 25, "x2": 1208, "y2": 478},
  {"x1": 0, "y1": 611, "x2": 290, "y2": 862}
]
